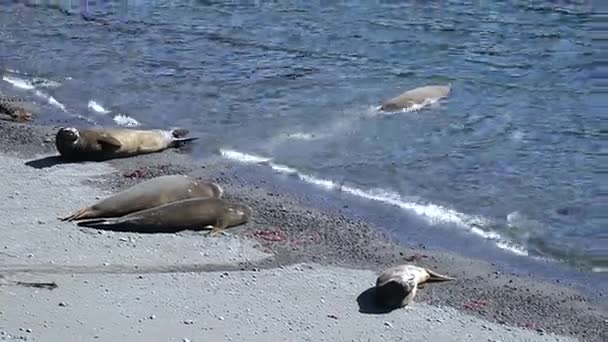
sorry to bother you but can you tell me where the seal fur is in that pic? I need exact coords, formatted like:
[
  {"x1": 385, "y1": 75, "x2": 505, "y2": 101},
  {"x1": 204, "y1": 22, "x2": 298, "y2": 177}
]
[
  {"x1": 76, "y1": 197, "x2": 252, "y2": 236},
  {"x1": 60, "y1": 175, "x2": 223, "y2": 222},
  {"x1": 375, "y1": 264, "x2": 455, "y2": 308},
  {"x1": 55, "y1": 127, "x2": 199, "y2": 161},
  {"x1": 379, "y1": 83, "x2": 452, "y2": 112}
]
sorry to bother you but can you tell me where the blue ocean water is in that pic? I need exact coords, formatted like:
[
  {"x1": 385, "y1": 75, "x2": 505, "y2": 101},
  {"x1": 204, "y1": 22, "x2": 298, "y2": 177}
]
[{"x1": 0, "y1": 0, "x2": 603, "y2": 271}]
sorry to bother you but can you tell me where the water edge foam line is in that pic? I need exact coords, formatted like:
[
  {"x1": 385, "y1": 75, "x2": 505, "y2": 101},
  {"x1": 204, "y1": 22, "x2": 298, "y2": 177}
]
[{"x1": 218, "y1": 148, "x2": 529, "y2": 257}]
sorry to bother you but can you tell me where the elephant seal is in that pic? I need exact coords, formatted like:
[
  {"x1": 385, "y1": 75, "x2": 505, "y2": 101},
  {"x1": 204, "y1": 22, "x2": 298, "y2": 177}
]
[
  {"x1": 379, "y1": 83, "x2": 452, "y2": 112},
  {"x1": 76, "y1": 197, "x2": 253, "y2": 236},
  {"x1": 0, "y1": 96, "x2": 33, "y2": 122},
  {"x1": 375, "y1": 264, "x2": 455, "y2": 308},
  {"x1": 55, "y1": 127, "x2": 199, "y2": 161},
  {"x1": 60, "y1": 174, "x2": 223, "y2": 222}
]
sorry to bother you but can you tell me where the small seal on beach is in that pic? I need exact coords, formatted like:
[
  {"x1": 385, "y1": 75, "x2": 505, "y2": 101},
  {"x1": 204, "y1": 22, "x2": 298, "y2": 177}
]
[
  {"x1": 76, "y1": 197, "x2": 253, "y2": 236},
  {"x1": 54, "y1": 127, "x2": 199, "y2": 161},
  {"x1": 60, "y1": 174, "x2": 223, "y2": 222},
  {"x1": 379, "y1": 83, "x2": 452, "y2": 112},
  {"x1": 375, "y1": 264, "x2": 455, "y2": 308},
  {"x1": 0, "y1": 96, "x2": 34, "y2": 122}
]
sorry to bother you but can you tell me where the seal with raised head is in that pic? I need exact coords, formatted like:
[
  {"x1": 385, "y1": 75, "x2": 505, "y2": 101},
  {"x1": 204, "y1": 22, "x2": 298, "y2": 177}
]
[
  {"x1": 55, "y1": 127, "x2": 199, "y2": 161},
  {"x1": 60, "y1": 174, "x2": 223, "y2": 222},
  {"x1": 0, "y1": 96, "x2": 34, "y2": 122},
  {"x1": 75, "y1": 197, "x2": 253, "y2": 236},
  {"x1": 379, "y1": 83, "x2": 452, "y2": 112},
  {"x1": 375, "y1": 264, "x2": 455, "y2": 308}
]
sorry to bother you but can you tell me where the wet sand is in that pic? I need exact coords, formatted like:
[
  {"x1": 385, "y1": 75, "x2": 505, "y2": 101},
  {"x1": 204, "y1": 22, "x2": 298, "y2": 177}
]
[{"x1": 0, "y1": 121, "x2": 606, "y2": 342}]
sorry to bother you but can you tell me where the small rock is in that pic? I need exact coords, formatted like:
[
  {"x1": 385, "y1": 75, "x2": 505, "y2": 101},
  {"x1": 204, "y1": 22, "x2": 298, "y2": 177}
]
[
  {"x1": 183, "y1": 320, "x2": 194, "y2": 325},
  {"x1": 149, "y1": 315, "x2": 156, "y2": 320},
  {"x1": 182, "y1": 339, "x2": 191, "y2": 342},
  {"x1": 218, "y1": 316, "x2": 225, "y2": 321},
  {"x1": 25, "y1": 329, "x2": 31, "y2": 333},
  {"x1": 383, "y1": 321, "x2": 392, "y2": 328},
  {"x1": 58, "y1": 302, "x2": 67, "y2": 307},
  {"x1": 119, "y1": 237, "x2": 128, "y2": 242}
]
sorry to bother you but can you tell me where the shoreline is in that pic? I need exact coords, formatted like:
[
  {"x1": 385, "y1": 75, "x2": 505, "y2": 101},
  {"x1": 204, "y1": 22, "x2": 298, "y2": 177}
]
[{"x1": 0, "y1": 120, "x2": 606, "y2": 342}]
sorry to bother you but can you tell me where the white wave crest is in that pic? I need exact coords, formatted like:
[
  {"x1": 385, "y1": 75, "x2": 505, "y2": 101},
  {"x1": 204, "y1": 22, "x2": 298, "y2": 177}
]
[
  {"x1": 2, "y1": 75, "x2": 35, "y2": 90},
  {"x1": 34, "y1": 90, "x2": 67, "y2": 112},
  {"x1": 218, "y1": 148, "x2": 528, "y2": 256},
  {"x1": 2, "y1": 75, "x2": 61, "y2": 89},
  {"x1": 113, "y1": 114, "x2": 140, "y2": 127},
  {"x1": 88, "y1": 100, "x2": 110, "y2": 114},
  {"x1": 219, "y1": 149, "x2": 272, "y2": 164}
]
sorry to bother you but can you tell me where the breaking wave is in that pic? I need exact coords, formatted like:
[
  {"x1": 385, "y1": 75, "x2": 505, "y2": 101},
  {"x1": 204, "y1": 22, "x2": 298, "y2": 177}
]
[{"x1": 218, "y1": 148, "x2": 529, "y2": 257}]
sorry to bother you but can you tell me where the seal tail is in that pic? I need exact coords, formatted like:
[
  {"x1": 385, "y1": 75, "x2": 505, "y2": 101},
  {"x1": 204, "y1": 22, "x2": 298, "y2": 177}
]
[
  {"x1": 425, "y1": 268, "x2": 456, "y2": 282},
  {"x1": 76, "y1": 217, "x2": 120, "y2": 229},
  {"x1": 58, "y1": 207, "x2": 94, "y2": 222},
  {"x1": 169, "y1": 136, "x2": 199, "y2": 148}
]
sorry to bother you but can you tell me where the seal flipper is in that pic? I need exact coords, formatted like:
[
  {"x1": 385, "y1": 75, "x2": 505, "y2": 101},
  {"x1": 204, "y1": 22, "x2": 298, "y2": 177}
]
[
  {"x1": 208, "y1": 216, "x2": 228, "y2": 237},
  {"x1": 97, "y1": 135, "x2": 122, "y2": 149},
  {"x1": 424, "y1": 268, "x2": 456, "y2": 282},
  {"x1": 76, "y1": 217, "x2": 125, "y2": 230},
  {"x1": 169, "y1": 136, "x2": 199, "y2": 148},
  {"x1": 58, "y1": 207, "x2": 90, "y2": 222}
]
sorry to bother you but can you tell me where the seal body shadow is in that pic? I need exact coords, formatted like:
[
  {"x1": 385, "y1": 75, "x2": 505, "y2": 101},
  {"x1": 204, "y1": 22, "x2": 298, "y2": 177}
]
[
  {"x1": 375, "y1": 264, "x2": 455, "y2": 308},
  {"x1": 379, "y1": 83, "x2": 452, "y2": 112},
  {"x1": 60, "y1": 175, "x2": 223, "y2": 222},
  {"x1": 76, "y1": 197, "x2": 253, "y2": 235},
  {"x1": 55, "y1": 127, "x2": 199, "y2": 161}
]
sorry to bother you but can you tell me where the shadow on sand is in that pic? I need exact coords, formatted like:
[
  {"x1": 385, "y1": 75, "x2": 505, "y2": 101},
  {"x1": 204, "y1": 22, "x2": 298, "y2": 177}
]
[
  {"x1": 24, "y1": 155, "x2": 74, "y2": 169},
  {"x1": 356, "y1": 286, "x2": 399, "y2": 314}
]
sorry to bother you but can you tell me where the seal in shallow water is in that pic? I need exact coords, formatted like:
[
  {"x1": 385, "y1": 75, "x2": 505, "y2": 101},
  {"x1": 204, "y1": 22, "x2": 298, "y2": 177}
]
[
  {"x1": 375, "y1": 264, "x2": 455, "y2": 308},
  {"x1": 60, "y1": 174, "x2": 223, "y2": 222},
  {"x1": 76, "y1": 197, "x2": 253, "y2": 236},
  {"x1": 54, "y1": 127, "x2": 199, "y2": 161},
  {"x1": 379, "y1": 83, "x2": 452, "y2": 112},
  {"x1": 0, "y1": 96, "x2": 34, "y2": 122}
]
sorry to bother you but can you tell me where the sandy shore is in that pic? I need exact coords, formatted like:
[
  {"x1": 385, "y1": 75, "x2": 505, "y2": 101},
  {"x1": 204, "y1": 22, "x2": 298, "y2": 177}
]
[{"x1": 0, "y1": 121, "x2": 606, "y2": 342}]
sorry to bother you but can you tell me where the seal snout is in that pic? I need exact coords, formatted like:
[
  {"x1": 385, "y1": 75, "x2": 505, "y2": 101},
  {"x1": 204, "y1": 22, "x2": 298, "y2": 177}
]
[
  {"x1": 57, "y1": 127, "x2": 80, "y2": 142},
  {"x1": 376, "y1": 279, "x2": 412, "y2": 308},
  {"x1": 237, "y1": 204, "x2": 253, "y2": 220}
]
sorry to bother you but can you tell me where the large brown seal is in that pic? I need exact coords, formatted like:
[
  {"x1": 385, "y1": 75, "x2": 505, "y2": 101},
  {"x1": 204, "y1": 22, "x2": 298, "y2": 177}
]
[
  {"x1": 75, "y1": 197, "x2": 253, "y2": 236},
  {"x1": 375, "y1": 264, "x2": 455, "y2": 308},
  {"x1": 55, "y1": 127, "x2": 199, "y2": 161},
  {"x1": 0, "y1": 96, "x2": 34, "y2": 122},
  {"x1": 379, "y1": 83, "x2": 452, "y2": 112},
  {"x1": 60, "y1": 175, "x2": 223, "y2": 222}
]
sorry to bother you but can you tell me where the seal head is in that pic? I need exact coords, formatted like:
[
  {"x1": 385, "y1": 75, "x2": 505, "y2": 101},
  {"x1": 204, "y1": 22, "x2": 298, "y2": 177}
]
[
  {"x1": 376, "y1": 270, "x2": 417, "y2": 308},
  {"x1": 224, "y1": 204, "x2": 253, "y2": 227}
]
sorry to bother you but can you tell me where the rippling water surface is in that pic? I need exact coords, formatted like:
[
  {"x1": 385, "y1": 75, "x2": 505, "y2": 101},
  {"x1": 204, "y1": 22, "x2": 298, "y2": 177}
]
[{"x1": 0, "y1": 0, "x2": 602, "y2": 271}]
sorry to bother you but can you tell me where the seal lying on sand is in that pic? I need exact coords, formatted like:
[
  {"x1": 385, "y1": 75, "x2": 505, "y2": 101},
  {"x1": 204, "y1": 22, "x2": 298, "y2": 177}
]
[
  {"x1": 60, "y1": 175, "x2": 223, "y2": 222},
  {"x1": 55, "y1": 127, "x2": 199, "y2": 161},
  {"x1": 0, "y1": 96, "x2": 34, "y2": 122},
  {"x1": 379, "y1": 83, "x2": 452, "y2": 112},
  {"x1": 375, "y1": 264, "x2": 455, "y2": 308},
  {"x1": 76, "y1": 197, "x2": 253, "y2": 236}
]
